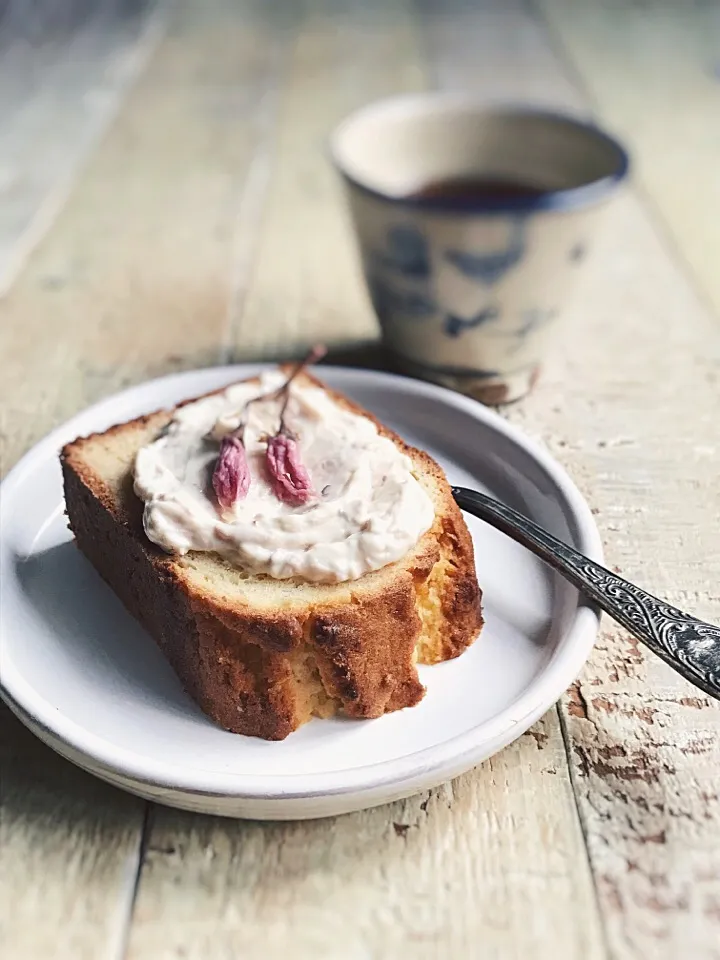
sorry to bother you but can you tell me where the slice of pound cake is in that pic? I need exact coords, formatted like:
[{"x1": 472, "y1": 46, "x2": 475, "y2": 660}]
[{"x1": 61, "y1": 358, "x2": 483, "y2": 740}]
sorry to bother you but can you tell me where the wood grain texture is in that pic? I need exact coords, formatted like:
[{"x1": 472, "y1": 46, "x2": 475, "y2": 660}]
[
  {"x1": 0, "y1": 0, "x2": 290, "y2": 474},
  {"x1": 127, "y1": 715, "x2": 604, "y2": 960},
  {"x1": 424, "y1": 2, "x2": 720, "y2": 956},
  {"x1": 0, "y1": 0, "x2": 165, "y2": 297},
  {"x1": 228, "y1": 0, "x2": 426, "y2": 361},
  {"x1": 0, "y1": 705, "x2": 146, "y2": 960},
  {"x1": 126, "y1": 3, "x2": 603, "y2": 958},
  {"x1": 1, "y1": 1, "x2": 719, "y2": 958},
  {"x1": 519, "y1": 194, "x2": 720, "y2": 959},
  {"x1": 0, "y1": 1, "x2": 290, "y2": 957},
  {"x1": 538, "y1": 0, "x2": 720, "y2": 322}
]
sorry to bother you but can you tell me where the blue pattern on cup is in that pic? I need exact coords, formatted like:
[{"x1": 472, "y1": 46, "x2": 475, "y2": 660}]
[
  {"x1": 445, "y1": 218, "x2": 526, "y2": 286},
  {"x1": 369, "y1": 274, "x2": 436, "y2": 322},
  {"x1": 375, "y1": 225, "x2": 431, "y2": 279},
  {"x1": 444, "y1": 306, "x2": 500, "y2": 338}
]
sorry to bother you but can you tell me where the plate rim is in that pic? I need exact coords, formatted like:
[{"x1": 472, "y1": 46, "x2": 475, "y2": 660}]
[{"x1": 0, "y1": 364, "x2": 603, "y2": 804}]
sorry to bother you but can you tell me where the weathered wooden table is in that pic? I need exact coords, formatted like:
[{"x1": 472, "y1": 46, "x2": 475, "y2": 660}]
[{"x1": 2, "y1": 2, "x2": 719, "y2": 957}]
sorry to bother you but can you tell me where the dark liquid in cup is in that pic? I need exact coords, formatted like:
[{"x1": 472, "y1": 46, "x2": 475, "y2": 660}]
[{"x1": 408, "y1": 176, "x2": 547, "y2": 203}]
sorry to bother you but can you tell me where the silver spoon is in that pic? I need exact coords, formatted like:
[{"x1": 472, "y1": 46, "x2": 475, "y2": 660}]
[{"x1": 452, "y1": 487, "x2": 720, "y2": 700}]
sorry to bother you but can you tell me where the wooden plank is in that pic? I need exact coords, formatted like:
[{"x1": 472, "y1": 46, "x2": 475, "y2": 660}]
[
  {"x1": 228, "y1": 0, "x2": 428, "y2": 360},
  {"x1": 527, "y1": 190, "x2": 720, "y2": 959},
  {"x1": 0, "y1": 705, "x2": 146, "y2": 960},
  {"x1": 538, "y1": 0, "x2": 720, "y2": 322},
  {"x1": 0, "y1": 0, "x2": 291, "y2": 473},
  {"x1": 0, "y1": 3, "x2": 293, "y2": 958},
  {"x1": 417, "y1": 0, "x2": 581, "y2": 108},
  {"x1": 0, "y1": 1, "x2": 165, "y2": 297},
  {"x1": 0, "y1": 7, "x2": 163, "y2": 960},
  {"x1": 127, "y1": 4, "x2": 605, "y2": 959},
  {"x1": 127, "y1": 715, "x2": 604, "y2": 960},
  {"x1": 420, "y1": 1, "x2": 720, "y2": 956}
]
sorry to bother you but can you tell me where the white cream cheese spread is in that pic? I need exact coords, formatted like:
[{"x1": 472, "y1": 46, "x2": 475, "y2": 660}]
[{"x1": 133, "y1": 371, "x2": 435, "y2": 584}]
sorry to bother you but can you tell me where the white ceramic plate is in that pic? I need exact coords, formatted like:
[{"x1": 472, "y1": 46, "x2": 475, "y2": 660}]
[{"x1": 0, "y1": 366, "x2": 601, "y2": 820}]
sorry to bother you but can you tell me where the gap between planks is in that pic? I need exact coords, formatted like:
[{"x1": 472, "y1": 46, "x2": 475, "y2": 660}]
[{"x1": 114, "y1": 805, "x2": 153, "y2": 960}]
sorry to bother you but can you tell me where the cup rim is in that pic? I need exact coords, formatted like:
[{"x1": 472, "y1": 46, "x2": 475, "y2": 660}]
[{"x1": 329, "y1": 93, "x2": 630, "y2": 214}]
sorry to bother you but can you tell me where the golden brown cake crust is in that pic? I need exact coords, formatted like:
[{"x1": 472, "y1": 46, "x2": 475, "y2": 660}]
[{"x1": 61, "y1": 370, "x2": 483, "y2": 740}]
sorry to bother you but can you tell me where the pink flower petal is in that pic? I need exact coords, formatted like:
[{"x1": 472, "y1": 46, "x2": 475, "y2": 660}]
[
  {"x1": 266, "y1": 434, "x2": 314, "y2": 505},
  {"x1": 212, "y1": 435, "x2": 251, "y2": 509}
]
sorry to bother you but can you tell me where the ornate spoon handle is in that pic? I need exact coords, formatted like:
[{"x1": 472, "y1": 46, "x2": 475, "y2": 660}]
[{"x1": 452, "y1": 486, "x2": 720, "y2": 700}]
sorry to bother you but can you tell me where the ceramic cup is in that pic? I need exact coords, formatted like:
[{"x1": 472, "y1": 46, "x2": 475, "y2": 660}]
[{"x1": 331, "y1": 94, "x2": 629, "y2": 403}]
